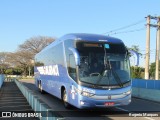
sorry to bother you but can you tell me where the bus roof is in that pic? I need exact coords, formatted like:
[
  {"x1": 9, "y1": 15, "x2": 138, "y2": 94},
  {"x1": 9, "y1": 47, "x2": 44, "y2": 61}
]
[
  {"x1": 59, "y1": 33, "x2": 123, "y2": 43},
  {"x1": 39, "y1": 33, "x2": 124, "y2": 53}
]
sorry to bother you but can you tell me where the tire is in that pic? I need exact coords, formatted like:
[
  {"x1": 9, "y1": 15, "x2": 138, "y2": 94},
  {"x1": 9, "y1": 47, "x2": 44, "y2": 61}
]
[{"x1": 62, "y1": 89, "x2": 71, "y2": 109}]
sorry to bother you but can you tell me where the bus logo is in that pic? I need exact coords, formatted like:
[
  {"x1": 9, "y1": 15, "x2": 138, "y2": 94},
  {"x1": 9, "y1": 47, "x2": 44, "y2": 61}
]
[
  {"x1": 37, "y1": 65, "x2": 59, "y2": 76},
  {"x1": 108, "y1": 95, "x2": 111, "y2": 100}
]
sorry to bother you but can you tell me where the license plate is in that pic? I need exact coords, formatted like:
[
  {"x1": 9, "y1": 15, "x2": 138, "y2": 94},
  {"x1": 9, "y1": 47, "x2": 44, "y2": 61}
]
[{"x1": 104, "y1": 102, "x2": 115, "y2": 106}]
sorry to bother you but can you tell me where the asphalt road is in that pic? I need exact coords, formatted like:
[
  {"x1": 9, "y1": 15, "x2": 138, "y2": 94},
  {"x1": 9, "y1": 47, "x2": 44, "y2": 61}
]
[{"x1": 20, "y1": 79, "x2": 160, "y2": 120}]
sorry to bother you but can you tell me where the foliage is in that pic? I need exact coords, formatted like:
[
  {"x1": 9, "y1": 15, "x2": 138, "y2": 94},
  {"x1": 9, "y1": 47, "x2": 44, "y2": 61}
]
[
  {"x1": 131, "y1": 66, "x2": 144, "y2": 79},
  {"x1": 149, "y1": 61, "x2": 160, "y2": 79},
  {"x1": 0, "y1": 52, "x2": 11, "y2": 74},
  {"x1": 127, "y1": 45, "x2": 142, "y2": 56},
  {"x1": 5, "y1": 67, "x2": 22, "y2": 75}
]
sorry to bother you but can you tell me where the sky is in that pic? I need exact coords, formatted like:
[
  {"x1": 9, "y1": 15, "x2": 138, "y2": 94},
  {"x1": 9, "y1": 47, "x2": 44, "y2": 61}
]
[{"x1": 0, "y1": 0, "x2": 160, "y2": 66}]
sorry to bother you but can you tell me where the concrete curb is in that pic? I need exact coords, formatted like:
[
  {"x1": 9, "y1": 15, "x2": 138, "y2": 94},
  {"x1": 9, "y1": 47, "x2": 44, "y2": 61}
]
[{"x1": 14, "y1": 79, "x2": 64, "y2": 120}]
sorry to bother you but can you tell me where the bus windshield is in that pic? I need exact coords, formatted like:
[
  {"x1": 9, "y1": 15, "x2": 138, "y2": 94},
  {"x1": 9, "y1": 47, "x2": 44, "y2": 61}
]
[{"x1": 77, "y1": 42, "x2": 130, "y2": 87}]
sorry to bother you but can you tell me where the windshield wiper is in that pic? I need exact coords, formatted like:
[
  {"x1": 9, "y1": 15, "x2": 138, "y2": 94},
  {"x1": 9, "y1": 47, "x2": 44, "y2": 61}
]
[
  {"x1": 96, "y1": 44, "x2": 123, "y2": 88},
  {"x1": 111, "y1": 69, "x2": 123, "y2": 88},
  {"x1": 95, "y1": 67, "x2": 123, "y2": 88},
  {"x1": 95, "y1": 70, "x2": 109, "y2": 86}
]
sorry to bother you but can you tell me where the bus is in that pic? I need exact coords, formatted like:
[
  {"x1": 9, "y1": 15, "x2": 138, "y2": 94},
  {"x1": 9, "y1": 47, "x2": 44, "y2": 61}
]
[{"x1": 34, "y1": 33, "x2": 131, "y2": 109}]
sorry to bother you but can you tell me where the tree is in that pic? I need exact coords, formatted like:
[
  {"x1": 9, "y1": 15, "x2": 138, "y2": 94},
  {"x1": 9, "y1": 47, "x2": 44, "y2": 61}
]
[
  {"x1": 11, "y1": 36, "x2": 55, "y2": 76},
  {"x1": 128, "y1": 45, "x2": 142, "y2": 56},
  {"x1": 131, "y1": 66, "x2": 144, "y2": 79},
  {"x1": 128, "y1": 45, "x2": 145, "y2": 78},
  {"x1": 0, "y1": 52, "x2": 11, "y2": 74},
  {"x1": 18, "y1": 36, "x2": 55, "y2": 56},
  {"x1": 129, "y1": 45, "x2": 140, "y2": 52},
  {"x1": 149, "y1": 61, "x2": 160, "y2": 79},
  {"x1": 7, "y1": 51, "x2": 32, "y2": 76},
  {"x1": 0, "y1": 36, "x2": 55, "y2": 76}
]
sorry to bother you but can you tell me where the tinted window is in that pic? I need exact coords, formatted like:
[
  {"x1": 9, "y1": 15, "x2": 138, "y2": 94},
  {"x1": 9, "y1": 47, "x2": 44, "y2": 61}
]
[{"x1": 35, "y1": 43, "x2": 64, "y2": 66}]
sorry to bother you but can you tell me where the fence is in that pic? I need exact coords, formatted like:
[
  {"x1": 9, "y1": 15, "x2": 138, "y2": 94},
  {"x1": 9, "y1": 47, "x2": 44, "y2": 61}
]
[
  {"x1": 0, "y1": 74, "x2": 5, "y2": 88},
  {"x1": 132, "y1": 79, "x2": 160, "y2": 102},
  {"x1": 132, "y1": 79, "x2": 160, "y2": 90}
]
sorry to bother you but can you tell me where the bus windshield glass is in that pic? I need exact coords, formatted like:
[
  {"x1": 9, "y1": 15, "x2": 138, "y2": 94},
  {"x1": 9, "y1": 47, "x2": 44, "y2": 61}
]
[{"x1": 76, "y1": 42, "x2": 130, "y2": 86}]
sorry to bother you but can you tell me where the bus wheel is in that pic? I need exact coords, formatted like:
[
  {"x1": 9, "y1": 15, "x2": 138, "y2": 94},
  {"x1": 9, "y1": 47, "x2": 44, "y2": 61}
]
[
  {"x1": 62, "y1": 89, "x2": 70, "y2": 109},
  {"x1": 38, "y1": 81, "x2": 41, "y2": 89}
]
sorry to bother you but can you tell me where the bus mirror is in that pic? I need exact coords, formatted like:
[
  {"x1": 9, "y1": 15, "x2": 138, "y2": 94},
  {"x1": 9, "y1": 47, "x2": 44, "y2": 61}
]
[
  {"x1": 129, "y1": 50, "x2": 139, "y2": 66},
  {"x1": 69, "y1": 47, "x2": 80, "y2": 66}
]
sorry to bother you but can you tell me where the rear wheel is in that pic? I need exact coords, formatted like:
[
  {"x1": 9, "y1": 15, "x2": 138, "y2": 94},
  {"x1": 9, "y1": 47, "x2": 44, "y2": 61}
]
[{"x1": 62, "y1": 89, "x2": 71, "y2": 109}]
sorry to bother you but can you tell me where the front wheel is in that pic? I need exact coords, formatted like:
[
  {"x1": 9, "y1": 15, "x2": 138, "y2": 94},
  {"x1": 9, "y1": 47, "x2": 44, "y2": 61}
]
[{"x1": 62, "y1": 89, "x2": 71, "y2": 109}]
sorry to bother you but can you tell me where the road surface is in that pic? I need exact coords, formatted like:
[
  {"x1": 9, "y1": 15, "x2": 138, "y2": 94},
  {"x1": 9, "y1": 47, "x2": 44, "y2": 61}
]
[{"x1": 20, "y1": 79, "x2": 160, "y2": 120}]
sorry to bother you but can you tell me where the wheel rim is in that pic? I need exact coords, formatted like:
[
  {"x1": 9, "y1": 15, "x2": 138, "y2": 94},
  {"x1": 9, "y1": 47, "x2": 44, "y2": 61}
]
[
  {"x1": 38, "y1": 83, "x2": 41, "y2": 89},
  {"x1": 63, "y1": 90, "x2": 67, "y2": 102},
  {"x1": 40, "y1": 85, "x2": 43, "y2": 92}
]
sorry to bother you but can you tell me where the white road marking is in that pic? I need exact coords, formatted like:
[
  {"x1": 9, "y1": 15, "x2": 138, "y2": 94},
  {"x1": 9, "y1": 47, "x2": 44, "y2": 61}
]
[
  {"x1": 144, "y1": 117, "x2": 156, "y2": 120},
  {"x1": 116, "y1": 107, "x2": 129, "y2": 112}
]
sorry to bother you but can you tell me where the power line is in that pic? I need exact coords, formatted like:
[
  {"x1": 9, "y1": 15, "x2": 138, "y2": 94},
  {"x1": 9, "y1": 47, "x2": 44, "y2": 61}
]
[
  {"x1": 108, "y1": 27, "x2": 145, "y2": 35},
  {"x1": 103, "y1": 19, "x2": 145, "y2": 35},
  {"x1": 140, "y1": 49, "x2": 156, "y2": 52}
]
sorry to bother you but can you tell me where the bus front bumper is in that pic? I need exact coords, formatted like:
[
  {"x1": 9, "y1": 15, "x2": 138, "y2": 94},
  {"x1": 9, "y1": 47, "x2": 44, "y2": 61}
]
[{"x1": 77, "y1": 94, "x2": 131, "y2": 109}]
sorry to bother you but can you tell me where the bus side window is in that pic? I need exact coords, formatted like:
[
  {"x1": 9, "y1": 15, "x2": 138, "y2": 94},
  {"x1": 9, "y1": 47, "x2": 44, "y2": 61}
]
[{"x1": 69, "y1": 54, "x2": 76, "y2": 80}]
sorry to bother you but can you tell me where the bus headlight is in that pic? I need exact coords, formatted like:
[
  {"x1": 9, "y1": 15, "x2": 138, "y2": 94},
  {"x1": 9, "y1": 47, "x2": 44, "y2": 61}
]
[
  {"x1": 123, "y1": 90, "x2": 131, "y2": 95},
  {"x1": 81, "y1": 91, "x2": 94, "y2": 97},
  {"x1": 75, "y1": 87, "x2": 95, "y2": 97}
]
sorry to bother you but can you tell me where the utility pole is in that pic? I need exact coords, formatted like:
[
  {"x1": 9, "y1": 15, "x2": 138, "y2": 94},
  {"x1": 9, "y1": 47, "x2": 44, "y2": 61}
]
[
  {"x1": 145, "y1": 15, "x2": 150, "y2": 79},
  {"x1": 155, "y1": 17, "x2": 160, "y2": 80}
]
